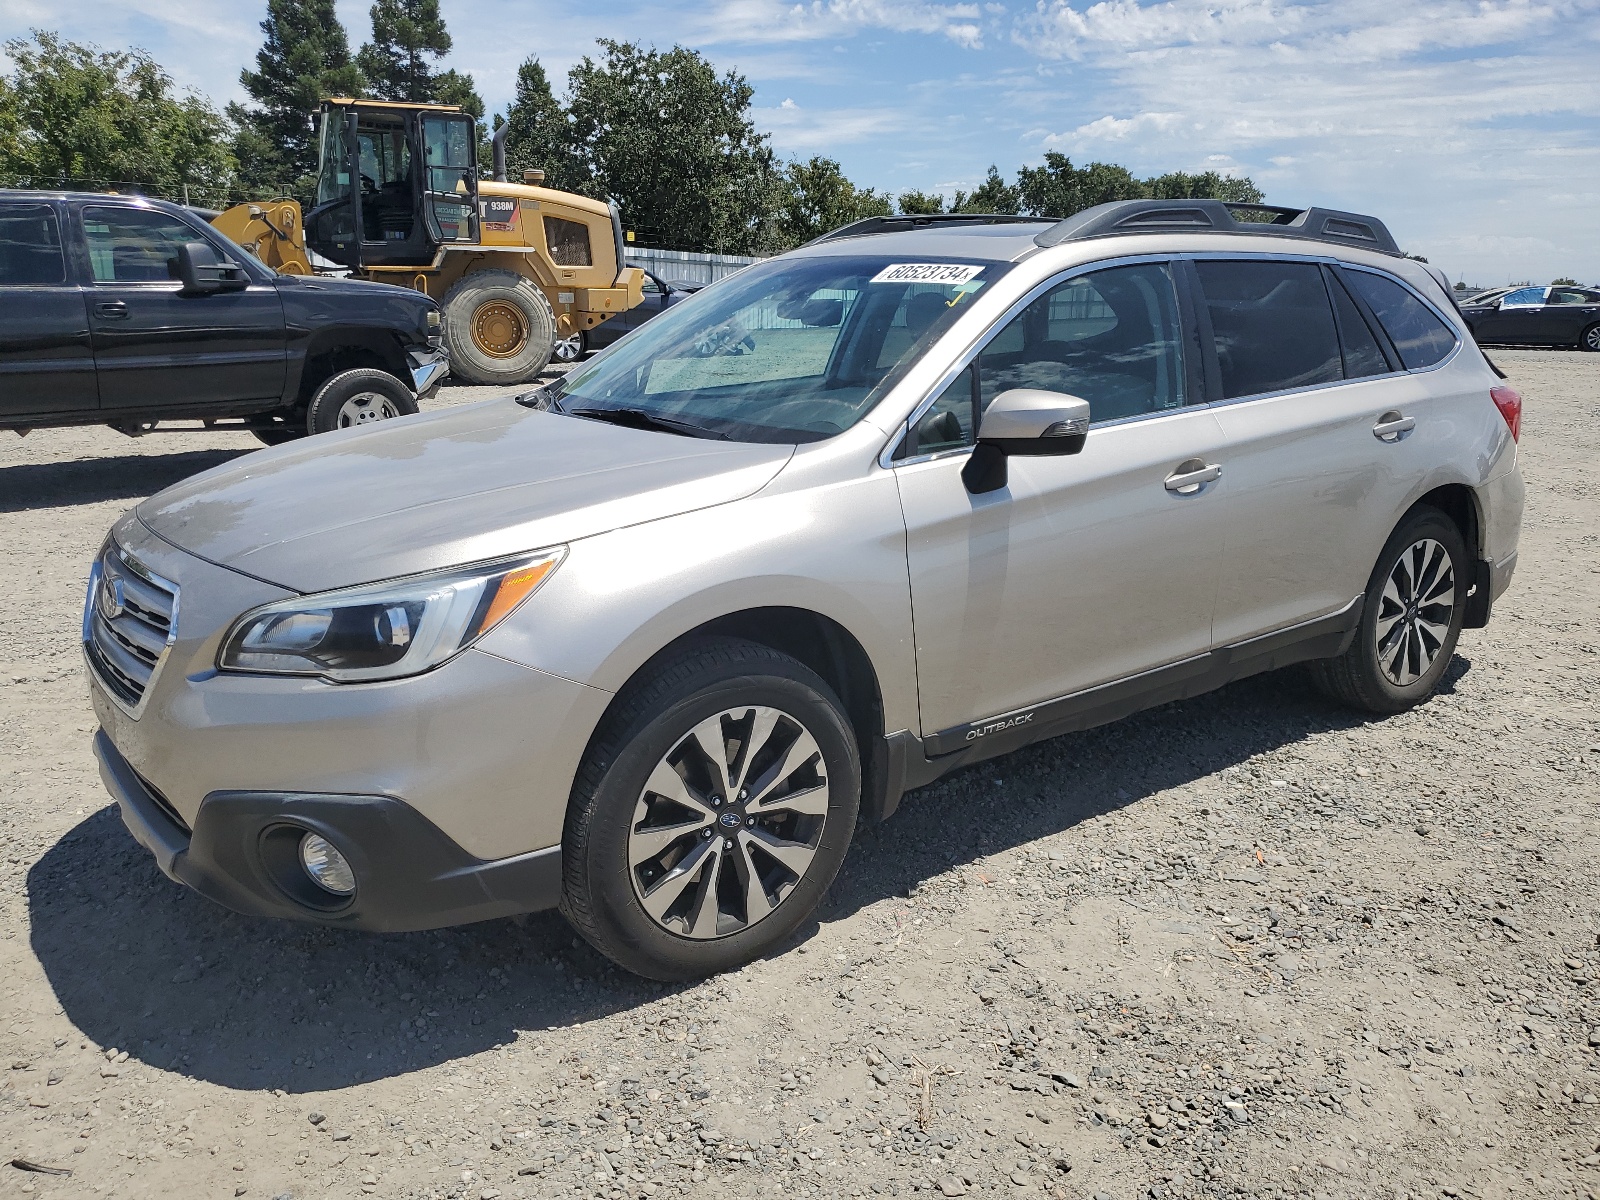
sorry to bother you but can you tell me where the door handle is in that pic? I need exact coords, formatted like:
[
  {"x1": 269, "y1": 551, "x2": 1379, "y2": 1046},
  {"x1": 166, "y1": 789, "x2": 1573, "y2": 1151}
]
[
  {"x1": 1164, "y1": 459, "x2": 1222, "y2": 494},
  {"x1": 1372, "y1": 411, "x2": 1416, "y2": 442},
  {"x1": 95, "y1": 301, "x2": 129, "y2": 320}
]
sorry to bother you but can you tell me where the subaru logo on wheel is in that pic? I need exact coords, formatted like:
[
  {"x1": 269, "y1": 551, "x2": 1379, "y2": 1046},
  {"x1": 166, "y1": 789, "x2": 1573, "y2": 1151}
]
[
  {"x1": 98, "y1": 576, "x2": 126, "y2": 621},
  {"x1": 718, "y1": 811, "x2": 741, "y2": 829}
]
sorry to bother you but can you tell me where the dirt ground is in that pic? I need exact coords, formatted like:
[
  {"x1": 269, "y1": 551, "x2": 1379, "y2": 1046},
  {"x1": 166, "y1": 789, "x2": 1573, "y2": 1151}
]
[{"x1": 0, "y1": 352, "x2": 1597, "y2": 1200}]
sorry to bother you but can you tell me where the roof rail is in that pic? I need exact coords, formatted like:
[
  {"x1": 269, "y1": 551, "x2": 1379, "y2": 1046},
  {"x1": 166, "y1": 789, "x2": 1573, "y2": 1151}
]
[
  {"x1": 809, "y1": 212, "x2": 1051, "y2": 246},
  {"x1": 1032, "y1": 199, "x2": 1401, "y2": 256}
]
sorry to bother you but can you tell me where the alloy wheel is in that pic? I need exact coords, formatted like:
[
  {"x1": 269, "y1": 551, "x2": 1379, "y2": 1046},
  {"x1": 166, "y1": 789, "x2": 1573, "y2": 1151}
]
[
  {"x1": 552, "y1": 332, "x2": 583, "y2": 362},
  {"x1": 471, "y1": 299, "x2": 530, "y2": 358},
  {"x1": 1585, "y1": 324, "x2": 1600, "y2": 351},
  {"x1": 1375, "y1": 538, "x2": 1455, "y2": 686},
  {"x1": 336, "y1": 392, "x2": 401, "y2": 426},
  {"x1": 627, "y1": 705, "x2": 829, "y2": 940}
]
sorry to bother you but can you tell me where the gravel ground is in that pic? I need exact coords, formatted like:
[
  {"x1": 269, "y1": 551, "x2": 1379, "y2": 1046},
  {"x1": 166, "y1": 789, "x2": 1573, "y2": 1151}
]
[{"x1": 0, "y1": 352, "x2": 1597, "y2": 1200}]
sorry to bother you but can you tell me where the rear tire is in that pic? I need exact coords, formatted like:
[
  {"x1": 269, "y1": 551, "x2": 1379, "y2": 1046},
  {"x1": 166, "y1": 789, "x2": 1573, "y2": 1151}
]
[
  {"x1": 1308, "y1": 506, "x2": 1468, "y2": 714},
  {"x1": 561, "y1": 639, "x2": 861, "y2": 981},
  {"x1": 1582, "y1": 323, "x2": 1600, "y2": 352},
  {"x1": 305, "y1": 368, "x2": 418, "y2": 436},
  {"x1": 441, "y1": 269, "x2": 557, "y2": 385}
]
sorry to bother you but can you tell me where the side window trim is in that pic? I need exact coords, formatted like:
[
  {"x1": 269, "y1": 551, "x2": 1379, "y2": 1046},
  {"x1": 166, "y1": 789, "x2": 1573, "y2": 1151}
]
[
  {"x1": 881, "y1": 252, "x2": 1184, "y2": 467},
  {"x1": 1173, "y1": 259, "x2": 1222, "y2": 404},
  {"x1": 1335, "y1": 262, "x2": 1462, "y2": 374}
]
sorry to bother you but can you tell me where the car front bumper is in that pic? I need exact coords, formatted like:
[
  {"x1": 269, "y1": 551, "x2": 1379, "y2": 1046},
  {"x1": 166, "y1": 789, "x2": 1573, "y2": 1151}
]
[
  {"x1": 95, "y1": 730, "x2": 563, "y2": 931},
  {"x1": 409, "y1": 347, "x2": 450, "y2": 397}
]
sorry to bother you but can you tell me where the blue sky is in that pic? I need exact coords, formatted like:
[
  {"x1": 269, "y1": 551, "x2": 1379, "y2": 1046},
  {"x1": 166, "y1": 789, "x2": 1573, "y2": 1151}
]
[{"x1": 4, "y1": 0, "x2": 1598, "y2": 283}]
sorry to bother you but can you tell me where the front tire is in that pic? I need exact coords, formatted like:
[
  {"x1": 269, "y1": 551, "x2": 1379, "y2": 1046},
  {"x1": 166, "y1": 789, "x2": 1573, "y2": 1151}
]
[
  {"x1": 441, "y1": 269, "x2": 557, "y2": 385},
  {"x1": 1308, "y1": 506, "x2": 1468, "y2": 713},
  {"x1": 561, "y1": 639, "x2": 861, "y2": 981},
  {"x1": 305, "y1": 368, "x2": 418, "y2": 435}
]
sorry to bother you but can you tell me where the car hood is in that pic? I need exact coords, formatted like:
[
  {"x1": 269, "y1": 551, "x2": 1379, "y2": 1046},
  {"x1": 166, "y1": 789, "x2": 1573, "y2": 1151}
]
[{"x1": 136, "y1": 398, "x2": 794, "y2": 593}]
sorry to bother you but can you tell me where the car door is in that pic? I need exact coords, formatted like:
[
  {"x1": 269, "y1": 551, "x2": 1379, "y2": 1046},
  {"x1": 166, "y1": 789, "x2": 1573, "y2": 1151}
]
[
  {"x1": 78, "y1": 203, "x2": 287, "y2": 413},
  {"x1": 1474, "y1": 286, "x2": 1548, "y2": 344},
  {"x1": 1544, "y1": 287, "x2": 1600, "y2": 346},
  {"x1": 0, "y1": 199, "x2": 98, "y2": 420},
  {"x1": 1203, "y1": 258, "x2": 1459, "y2": 646},
  {"x1": 895, "y1": 259, "x2": 1228, "y2": 741}
]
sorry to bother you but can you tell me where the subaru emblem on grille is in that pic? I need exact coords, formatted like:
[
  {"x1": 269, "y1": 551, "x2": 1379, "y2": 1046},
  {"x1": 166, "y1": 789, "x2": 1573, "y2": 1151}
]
[{"x1": 98, "y1": 576, "x2": 126, "y2": 621}]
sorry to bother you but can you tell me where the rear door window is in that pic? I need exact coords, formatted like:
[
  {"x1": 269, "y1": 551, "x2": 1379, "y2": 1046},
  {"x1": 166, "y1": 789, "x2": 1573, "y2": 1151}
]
[
  {"x1": 1194, "y1": 260, "x2": 1342, "y2": 399},
  {"x1": 0, "y1": 204, "x2": 66, "y2": 286},
  {"x1": 1344, "y1": 271, "x2": 1458, "y2": 369},
  {"x1": 1325, "y1": 269, "x2": 1390, "y2": 379}
]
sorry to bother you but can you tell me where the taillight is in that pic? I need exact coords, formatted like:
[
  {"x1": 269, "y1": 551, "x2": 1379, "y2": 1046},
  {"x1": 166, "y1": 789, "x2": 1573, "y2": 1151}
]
[{"x1": 1490, "y1": 385, "x2": 1522, "y2": 442}]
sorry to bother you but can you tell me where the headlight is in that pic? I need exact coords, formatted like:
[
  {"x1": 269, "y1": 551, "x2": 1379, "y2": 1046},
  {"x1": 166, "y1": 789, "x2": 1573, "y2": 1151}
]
[{"x1": 218, "y1": 549, "x2": 563, "y2": 682}]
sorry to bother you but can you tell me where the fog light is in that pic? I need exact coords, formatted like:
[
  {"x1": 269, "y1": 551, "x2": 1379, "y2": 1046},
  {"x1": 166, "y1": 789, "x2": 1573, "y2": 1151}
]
[{"x1": 298, "y1": 832, "x2": 356, "y2": 896}]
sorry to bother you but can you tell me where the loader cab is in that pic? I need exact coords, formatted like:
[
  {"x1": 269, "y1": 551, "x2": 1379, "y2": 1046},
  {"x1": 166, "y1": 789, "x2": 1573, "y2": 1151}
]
[{"x1": 305, "y1": 99, "x2": 479, "y2": 270}]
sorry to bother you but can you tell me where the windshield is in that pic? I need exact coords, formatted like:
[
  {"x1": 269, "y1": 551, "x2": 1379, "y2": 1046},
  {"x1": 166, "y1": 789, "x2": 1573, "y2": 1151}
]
[{"x1": 549, "y1": 254, "x2": 1012, "y2": 443}]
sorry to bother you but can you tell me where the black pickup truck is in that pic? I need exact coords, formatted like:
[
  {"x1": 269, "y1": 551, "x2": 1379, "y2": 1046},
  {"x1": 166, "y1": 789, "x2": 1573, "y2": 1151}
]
[{"x1": 0, "y1": 191, "x2": 448, "y2": 444}]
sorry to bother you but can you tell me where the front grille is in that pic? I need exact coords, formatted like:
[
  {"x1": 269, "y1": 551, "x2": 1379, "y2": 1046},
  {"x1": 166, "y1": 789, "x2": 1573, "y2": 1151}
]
[{"x1": 85, "y1": 541, "x2": 178, "y2": 711}]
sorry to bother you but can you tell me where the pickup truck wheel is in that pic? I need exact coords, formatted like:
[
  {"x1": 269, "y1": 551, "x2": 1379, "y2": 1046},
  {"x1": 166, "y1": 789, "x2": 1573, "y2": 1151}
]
[
  {"x1": 442, "y1": 269, "x2": 557, "y2": 385},
  {"x1": 305, "y1": 368, "x2": 418, "y2": 436},
  {"x1": 561, "y1": 638, "x2": 861, "y2": 981}
]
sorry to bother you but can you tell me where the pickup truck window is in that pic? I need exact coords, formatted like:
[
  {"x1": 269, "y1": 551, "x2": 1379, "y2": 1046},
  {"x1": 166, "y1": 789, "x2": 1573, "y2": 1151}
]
[
  {"x1": 0, "y1": 203, "x2": 66, "y2": 286},
  {"x1": 82, "y1": 206, "x2": 206, "y2": 284}
]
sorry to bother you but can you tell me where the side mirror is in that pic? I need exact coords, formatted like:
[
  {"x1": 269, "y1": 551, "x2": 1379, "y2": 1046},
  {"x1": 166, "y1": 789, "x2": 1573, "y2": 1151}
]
[
  {"x1": 174, "y1": 241, "x2": 247, "y2": 296},
  {"x1": 962, "y1": 389, "x2": 1090, "y2": 495}
]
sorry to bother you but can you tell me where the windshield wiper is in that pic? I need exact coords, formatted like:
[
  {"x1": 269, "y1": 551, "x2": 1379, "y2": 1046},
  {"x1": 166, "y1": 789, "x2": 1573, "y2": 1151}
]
[{"x1": 565, "y1": 406, "x2": 731, "y2": 440}]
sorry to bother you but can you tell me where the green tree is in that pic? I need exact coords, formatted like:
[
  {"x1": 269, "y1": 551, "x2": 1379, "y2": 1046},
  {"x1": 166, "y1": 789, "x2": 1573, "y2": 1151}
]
[
  {"x1": 227, "y1": 0, "x2": 365, "y2": 199},
  {"x1": 0, "y1": 31, "x2": 235, "y2": 205},
  {"x1": 432, "y1": 68, "x2": 483, "y2": 118},
  {"x1": 566, "y1": 40, "x2": 777, "y2": 254},
  {"x1": 951, "y1": 166, "x2": 1020, "y2": 214},
  {"x1": 1551, "y1": 276, "x2": 1577, "y2": 286},
  {"x1": 770, "y1": 156, "x2": 890, "y2": 246},
  {"x1": 896, "y1": 188, "x2": 945, "y2": 215},
  {"x1": 1147, "y1": 170, "x2": 1262, "y2": 204},
  {"x1": 499, "y1": 57, "x2": 578, "y2": 188},
  {"x1": 1015, "y1": 153, "x2": 1145, "y2": 217},
  {"x1": 358, "y1": 0, "x2": 452, "y2": 102}
]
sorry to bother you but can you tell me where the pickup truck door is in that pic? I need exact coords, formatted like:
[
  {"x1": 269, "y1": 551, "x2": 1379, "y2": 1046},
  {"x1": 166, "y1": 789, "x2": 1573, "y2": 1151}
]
[
  {"x1": 77, "y1": 203, "x2": 287, "y2": 413},
  {"x1": 0, "y1": 200, "x2": 98, "y2": 420}
]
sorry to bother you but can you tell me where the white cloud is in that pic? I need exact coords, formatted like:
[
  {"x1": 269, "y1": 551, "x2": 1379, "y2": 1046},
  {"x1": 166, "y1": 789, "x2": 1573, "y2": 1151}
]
[
  {"x1": 755, "y1": 97, "x2": 907, "y2": 152},
  {"x1": 692, "y1": 0, "x2": 989, "y2": 47}
]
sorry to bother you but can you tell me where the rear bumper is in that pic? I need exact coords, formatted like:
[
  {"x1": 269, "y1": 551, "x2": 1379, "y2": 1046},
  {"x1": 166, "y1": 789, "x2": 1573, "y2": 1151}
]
[{"x1": 95, "y1": 730, "x2": 562, "y2": 932}]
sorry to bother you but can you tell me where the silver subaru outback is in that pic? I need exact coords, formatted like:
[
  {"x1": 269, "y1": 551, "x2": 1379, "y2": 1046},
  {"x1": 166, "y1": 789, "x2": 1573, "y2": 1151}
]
[{"x1": 86, "y1": 200, "x2": 1524, "y2": 980}]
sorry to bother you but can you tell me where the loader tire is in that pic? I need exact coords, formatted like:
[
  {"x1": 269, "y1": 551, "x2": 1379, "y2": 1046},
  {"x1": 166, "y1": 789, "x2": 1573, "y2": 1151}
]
[{"x1": 441, "y1": 269, "x2": 557, "y2": 386}]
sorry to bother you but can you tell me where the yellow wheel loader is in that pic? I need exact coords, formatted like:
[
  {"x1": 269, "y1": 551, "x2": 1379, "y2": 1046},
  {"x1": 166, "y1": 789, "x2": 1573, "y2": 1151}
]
[{"x1": 212, "y1": 99, "x2": 644, "y2": 385}]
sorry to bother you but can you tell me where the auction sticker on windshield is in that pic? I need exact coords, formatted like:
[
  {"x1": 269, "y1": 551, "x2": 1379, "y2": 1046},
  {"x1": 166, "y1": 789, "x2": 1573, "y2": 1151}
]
[{"x1": 870, "y1": 263, "x2": 985, "y2": 285}]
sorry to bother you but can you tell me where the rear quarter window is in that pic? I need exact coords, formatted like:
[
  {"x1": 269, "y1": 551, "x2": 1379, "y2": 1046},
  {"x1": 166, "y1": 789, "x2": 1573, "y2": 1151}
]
[{"x1": 1345, "y1": 271, "x2": 1458, "y2": 369}]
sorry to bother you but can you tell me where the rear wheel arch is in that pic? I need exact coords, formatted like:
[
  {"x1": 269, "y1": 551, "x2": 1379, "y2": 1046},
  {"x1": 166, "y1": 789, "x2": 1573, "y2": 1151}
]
[{"x1": 1412, "y1": 483, "x2": 1482, "y2": 559}]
